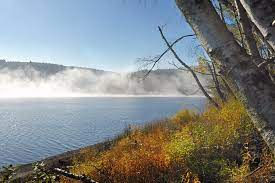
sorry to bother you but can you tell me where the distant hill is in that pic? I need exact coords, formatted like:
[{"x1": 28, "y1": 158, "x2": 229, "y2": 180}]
[
  {"x1": 0, "y1": 60, "x2": 108, "y2": 79},
  {"x1": 0, "y1": 60, "x2": 209, "y2": 96}
]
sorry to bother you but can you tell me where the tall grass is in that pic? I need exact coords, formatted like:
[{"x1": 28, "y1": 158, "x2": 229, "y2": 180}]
[{"x1": 63, "y1": 99, "x2": 273, "y2": 182}]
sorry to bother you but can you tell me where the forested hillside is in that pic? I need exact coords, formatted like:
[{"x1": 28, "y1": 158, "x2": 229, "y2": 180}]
[
  {"x1": 1, "y1": 0, "x2": 275, "y2": 182},
  {"x1": 0, "y1": 60, "x2": 209, "y2": 96}
]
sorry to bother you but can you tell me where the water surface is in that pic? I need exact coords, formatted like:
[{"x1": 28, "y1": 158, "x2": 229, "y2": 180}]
[{"x1": 0, "y1": 97, "x2": 206, "y2": 165}]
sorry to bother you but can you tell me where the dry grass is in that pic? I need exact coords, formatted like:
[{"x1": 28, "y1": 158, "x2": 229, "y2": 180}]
[{"x1": 62, "y1": 99, "x2": 273, "y2": 183}]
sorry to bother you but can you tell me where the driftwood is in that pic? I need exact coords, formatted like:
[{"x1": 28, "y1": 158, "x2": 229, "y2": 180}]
[{"x1": 53, "y1": 168, "x2": 98, "y2": 183}]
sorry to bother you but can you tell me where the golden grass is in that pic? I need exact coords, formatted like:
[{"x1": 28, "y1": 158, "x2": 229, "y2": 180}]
[{"x1": 63, "y1": 99, "x2": 273, "y2": 183}]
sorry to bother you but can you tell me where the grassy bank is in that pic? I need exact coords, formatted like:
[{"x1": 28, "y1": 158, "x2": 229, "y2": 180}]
[
  {"x1": 61, "y1": 99, "x2": 273, "y2": 182},
  {"x1": 2, "y1": 99, "x2": 272, "y2": 182}
]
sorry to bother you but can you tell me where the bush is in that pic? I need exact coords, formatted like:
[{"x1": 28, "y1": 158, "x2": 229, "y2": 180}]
[
  {"x1": 65, "y1": 99, "x2": 273, "y2": 183},
  {"x1": 0, "y1": 165, "x2": 16, "y2": 182}
]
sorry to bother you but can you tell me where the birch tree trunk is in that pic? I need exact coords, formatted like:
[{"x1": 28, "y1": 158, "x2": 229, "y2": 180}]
[
  {"x1": 239, "y1": 0, "x2": 275, "y2": 52},
  {"x1": 234, "y1": 0, "x2": 260, "y2": 60},
  {"x1": 175, "y1": 0, "x2": 275, "y2": 154}
]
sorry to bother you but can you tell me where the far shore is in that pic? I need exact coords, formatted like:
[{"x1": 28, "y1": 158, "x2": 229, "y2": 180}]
[{"x1": 0, "y1": 95, "x2": 206, "y2": 99}]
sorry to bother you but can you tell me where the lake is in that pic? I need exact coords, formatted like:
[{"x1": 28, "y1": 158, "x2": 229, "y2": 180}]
[{"x1": 0, "y1": 97, "x2": 206, "y2": 166}]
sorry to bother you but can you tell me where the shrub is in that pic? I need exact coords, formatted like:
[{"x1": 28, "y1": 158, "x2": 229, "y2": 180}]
[
  {"x1": 0, "y1": 165, "x2": 16, "y2": 182},
  {"x1": 171, "y1": 110, "x2": 198, "y2": 125},
  {"x1": 65, "y1": 99, "x2": 272, "y2": 183}
]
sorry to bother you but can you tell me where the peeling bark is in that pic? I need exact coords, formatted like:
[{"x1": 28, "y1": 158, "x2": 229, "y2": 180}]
[
  {"x1": 239, "y1": 0, "x2": 275, "y2": 51},
  {"x1": 234, "y1": 0, "x2": 260, "y2": 61},
  {"x1": 175, "y1": 0, "x2": 275, "y2": 154}
]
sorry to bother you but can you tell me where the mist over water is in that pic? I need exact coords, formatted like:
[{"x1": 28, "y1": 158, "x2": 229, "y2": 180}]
[
  {"x1": 0, "y1": 63, "x2": 208, "y2": 165},
  {"x1": 0, "y1": 64, "x2": 209, "y2": 97}
]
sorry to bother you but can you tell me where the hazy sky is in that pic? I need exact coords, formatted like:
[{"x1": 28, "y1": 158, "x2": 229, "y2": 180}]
[{"x1": 0, "y1": 0, "x2": 200, "y2": 72}]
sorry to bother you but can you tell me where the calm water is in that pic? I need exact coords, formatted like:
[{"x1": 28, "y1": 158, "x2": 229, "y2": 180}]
[{"x1": 0, "y1": 97, "x2": 206, "y2": 166}]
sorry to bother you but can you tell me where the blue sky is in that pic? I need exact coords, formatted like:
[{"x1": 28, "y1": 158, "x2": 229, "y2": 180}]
[{"x1": 0, "y1": 0, "x2": 200, "y2": 72}]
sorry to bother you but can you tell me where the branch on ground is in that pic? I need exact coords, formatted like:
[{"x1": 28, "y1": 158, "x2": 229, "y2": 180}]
[{"x1": 53, "y1": 168, "x2": 98, "y2": 183}]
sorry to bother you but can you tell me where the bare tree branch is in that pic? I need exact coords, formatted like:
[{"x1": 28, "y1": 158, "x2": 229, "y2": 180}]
[
  {"x1": 139, "y1": 34, "x2": 195, "y2": 78},
  {"x1": 206, "y1": 62, "x2": 226, "y2": 101},
  {"x1": 219, "y1": 76, "x2": 238, "y2": 99},
  {"x1": 168, "y1": 60, "x2": 214, "y2": 76},
  {"x1": 158, "y1": 26, "x2": 220, "y2": 109},
  {"x1": 258, "y1": 58, "x2": 275, "y2": 68},
  {"x1": 234, "y1": 11, "x2": 246, "y2": 47}
]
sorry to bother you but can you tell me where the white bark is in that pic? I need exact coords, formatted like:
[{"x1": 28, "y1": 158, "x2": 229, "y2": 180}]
[
  {"x1": 239, "y1": 0, "x2": 275, "y2": 52},
  {"x1": 175, "y1": 0, "x2": 275, "y2": 154},
  {"x1": 234, "y1": 0, "x2": 260, "y2": 60}
]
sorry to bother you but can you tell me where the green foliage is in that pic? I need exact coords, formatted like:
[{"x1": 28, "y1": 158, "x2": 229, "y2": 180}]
[
  {"x1": 58, "y1": 100, "x2": 273, "y2": 182},
  {"x1": 171, "y1": 110, "x2": 198, "y2": 125},
  {"x1": 167, "y1": 99, "x2": 256, "y2": 182},
  {"x1": 167, "y1": 127, "x2": 195, "y2": 160}
]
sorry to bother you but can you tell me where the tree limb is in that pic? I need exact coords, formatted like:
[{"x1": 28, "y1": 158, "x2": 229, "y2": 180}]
[
  {"x1": 141, "y1": 34, "x2": 195, "y2": 78},
  {"x1": 257, "y1": 58, "x2": 275, "y2": 68},
  {"x1": 206, "y1": 62, "x2": 226, "y2": 102},
  {"x1": 168, "y1": 60, "x2": 215, "y2": 76},
  {"x1": 158, "y1": 26, "x2": 220, "y2": 109}
]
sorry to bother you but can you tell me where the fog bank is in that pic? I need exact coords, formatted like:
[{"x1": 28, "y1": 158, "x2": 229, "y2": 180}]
[{"x1": 0, "y1": 63, "x2": 209, "y2": 97}]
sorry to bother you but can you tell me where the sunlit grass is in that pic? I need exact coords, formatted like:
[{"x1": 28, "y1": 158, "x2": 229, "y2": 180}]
[{"x1": 63, "y1": 99, "x2": 273, "y2": 182}]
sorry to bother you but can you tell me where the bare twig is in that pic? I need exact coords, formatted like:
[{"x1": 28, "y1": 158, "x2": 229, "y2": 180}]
[
  {"x1": 140, "y1": 34, "x2": 195, "y2": 78},
  {"x1": 206, "y1": 62, "x2": 226, "y2": 101},
  {"x1": 244, "y1": 165, "x2": 264, "y2": 178},
  {"x1": 234, "y1": 12, "x2": 245, "y2": 47},
  {"x1": 258, "y1": 58, "x2": 275, "y2": 68},
  {"x1": 158, "y1": 26, "x2": 220, "y2": 109},
  {"x1": 220, "y1": 76, "x2": 237, "y2": 99},
  {"x1": 219, "y1": 0, "x2": 246, "y2": 48},
  {"x1": 168, "y1": 61, "x2": 214, "y2": 76}
]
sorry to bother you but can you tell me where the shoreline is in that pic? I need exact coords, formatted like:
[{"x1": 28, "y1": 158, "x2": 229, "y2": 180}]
[
  {"x1": 0, "y1": 95, "x2": 206, "y2": 99},
  {"x1": 11, "y1": 135, "x2": 123, "y2": 181},
  {"x1": 1, "y1": 97, "x2": 206, "y2": 180}
]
